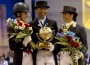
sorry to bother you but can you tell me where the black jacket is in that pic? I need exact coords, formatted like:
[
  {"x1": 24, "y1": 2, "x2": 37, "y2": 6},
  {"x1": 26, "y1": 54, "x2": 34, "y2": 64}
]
[
  {"x1": 58, "y1": 23, "x2": 88, "y2": 65},
  {"x1": 29, "y1": 18, "x2": 58, "y2": 65},
  {"x1": 9, "y1": 32, "x2": 32, "y2": 65}
]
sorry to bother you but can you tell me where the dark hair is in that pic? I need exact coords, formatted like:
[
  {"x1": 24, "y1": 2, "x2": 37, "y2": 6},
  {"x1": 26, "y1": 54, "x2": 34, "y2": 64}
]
[
  {"x1": 14, "y1": 11, "x2": 21, "y2": 17},
  {"x1": 68, "y1": 12, "x2": 78, "y2": 21}
]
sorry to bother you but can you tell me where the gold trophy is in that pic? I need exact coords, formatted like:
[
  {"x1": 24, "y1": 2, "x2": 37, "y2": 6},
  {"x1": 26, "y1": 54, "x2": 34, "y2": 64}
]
[{"x1": 36, "y1": 26, "x2": 55, "y2": 49}]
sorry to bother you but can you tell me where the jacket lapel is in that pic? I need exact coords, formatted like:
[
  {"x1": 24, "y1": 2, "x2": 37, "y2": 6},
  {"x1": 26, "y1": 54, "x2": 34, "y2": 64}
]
[
  {"x1": 68, "y1": 22, "x2": 77, "y2": 32},
  {"x1": 33, "y1": 19, "x2": 41, "y2": 30}
]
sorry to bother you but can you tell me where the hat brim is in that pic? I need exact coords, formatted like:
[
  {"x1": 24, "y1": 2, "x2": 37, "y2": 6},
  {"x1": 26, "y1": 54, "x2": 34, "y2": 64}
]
[
  {"x1": 35, "y1": 6, "x2": 50, "y2": 9},
  {"x1": 61, "y1": 12, "x2": 78, "y2": 16}
]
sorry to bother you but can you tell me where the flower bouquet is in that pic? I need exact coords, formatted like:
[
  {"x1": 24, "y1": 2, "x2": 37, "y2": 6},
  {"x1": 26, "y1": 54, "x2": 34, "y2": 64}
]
[
  {"x1": 55, "y1": 28, "x2": 83, "y2": 65},
  {"x1": 7, "y1": 18, "x2": 36, "y2": 49}
]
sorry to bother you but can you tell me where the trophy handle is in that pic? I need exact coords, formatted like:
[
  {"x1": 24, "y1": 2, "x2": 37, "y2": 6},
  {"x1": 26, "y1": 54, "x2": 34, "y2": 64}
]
[
  {"x1": 36, "y1": 33, "x2": 43, "y2": 42},
  {"x1": 49, "y1": 30, "x2": 55, "y2": 41}
]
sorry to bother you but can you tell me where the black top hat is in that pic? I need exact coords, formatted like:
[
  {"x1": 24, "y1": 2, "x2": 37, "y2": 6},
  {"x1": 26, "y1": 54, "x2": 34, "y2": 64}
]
[
  {"x1": 35, "y1": 1, "x2": 50, "y2": 9},
  {"x1": 61, "y1": 6, "x2": 77, "y2": 15}
]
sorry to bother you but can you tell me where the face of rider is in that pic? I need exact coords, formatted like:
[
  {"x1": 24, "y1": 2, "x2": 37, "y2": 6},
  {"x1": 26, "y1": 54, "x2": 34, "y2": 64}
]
[
  {"x1": 16, "y1": 11, "x2": 28, "y2": 23},
  {"x1": 36, "y1": 7, "x2": 48, "y2": 20},
  {"x1": 62, "y1": 13, "x2": 73, "y2": 23}
]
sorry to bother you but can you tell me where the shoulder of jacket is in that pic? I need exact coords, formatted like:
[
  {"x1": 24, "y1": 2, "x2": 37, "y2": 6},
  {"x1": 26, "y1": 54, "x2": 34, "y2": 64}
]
[
  {"x1": 29, "y1": 20, "x2": 36, "y2": 24},
  {"x1": 46, "y1": 18, "x2": 57, "y2": 23}
]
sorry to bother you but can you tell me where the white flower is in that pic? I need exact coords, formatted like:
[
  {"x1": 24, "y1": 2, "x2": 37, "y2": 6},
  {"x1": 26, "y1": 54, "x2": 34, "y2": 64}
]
[
  {"x1": 11, "y1": 19, "x2": 14, "y2": 22},
  {"x1": 22, "y1": 24, "x2": 25, "y2": 28},
  {"x1": 14, "y1": 21, "x2": 17, "y2": 24},
  {"x1": 7, "y1": 18, "x2": 12, "y2": 23},
  {"x1": 14, "y1": 26, "x2": 19, "y2": 29},
  {"x1": 19, "y1": 25, "x2": 25, "y2": 30},
  {"x1": 28, "y1": 27, "x2": 32, "y2": 30}
]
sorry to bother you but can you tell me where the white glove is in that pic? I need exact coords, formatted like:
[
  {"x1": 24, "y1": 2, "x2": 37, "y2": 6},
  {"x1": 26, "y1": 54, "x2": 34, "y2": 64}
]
[
  {"x1": 48, "y1": 42, "x2": 54, "y2": 51},
  {"x1": 23, "y1": 36, "x2": 32, "y2": 46},
  {"x1": 79, "y1": 52, "x2": 84, "y2": 59},
  {"x1": 74, "y1": 52, "x2": 84, "y2": 62}
]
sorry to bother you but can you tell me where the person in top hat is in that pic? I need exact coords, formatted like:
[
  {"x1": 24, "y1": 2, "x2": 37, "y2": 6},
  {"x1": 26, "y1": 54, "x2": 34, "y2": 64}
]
[
  {"x1": 29, "y1": 1, "x2": 58, "y2": 65},
  {"x1": 57, "y1": 6, "x2": 88, "y2": 65},
  {"x1": 35, "y1": 0, "x2": 50, "y2": 9},
  {"x1": 8, "y1": 2, "x2": 33, "y2": 65}
]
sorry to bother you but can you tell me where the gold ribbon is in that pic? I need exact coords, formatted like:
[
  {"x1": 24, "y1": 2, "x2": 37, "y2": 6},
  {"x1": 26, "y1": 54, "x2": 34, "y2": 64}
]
[{"x1": 63, "y1": 23, "x2": 73, "y2": 35}]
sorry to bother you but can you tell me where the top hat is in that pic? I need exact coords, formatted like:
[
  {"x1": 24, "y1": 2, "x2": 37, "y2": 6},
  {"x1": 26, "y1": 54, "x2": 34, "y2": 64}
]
[
  {"x1": 61, "y1": 6, "x2": 77, "y2": 15},
  {"x1": 35, "y1": 1, "x2": 50, "y2": 9}
]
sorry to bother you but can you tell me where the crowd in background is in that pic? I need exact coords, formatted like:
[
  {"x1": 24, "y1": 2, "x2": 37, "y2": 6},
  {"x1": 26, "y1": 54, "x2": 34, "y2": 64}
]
[{"x1": 0, "y1": 50, "x2": 13, "y2": 65}]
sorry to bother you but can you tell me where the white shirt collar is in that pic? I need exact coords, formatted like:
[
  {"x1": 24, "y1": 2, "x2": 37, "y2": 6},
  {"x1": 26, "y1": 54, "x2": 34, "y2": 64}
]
[
  {"x1": 39, "y1": 16, "x2": 46, "y2": 23},
  {"x1": 66, "y1": 20, "x2": 74, "y2": 27},
  {"x1": 38, "y1": 16, "x2": 46, "y2": 27}
]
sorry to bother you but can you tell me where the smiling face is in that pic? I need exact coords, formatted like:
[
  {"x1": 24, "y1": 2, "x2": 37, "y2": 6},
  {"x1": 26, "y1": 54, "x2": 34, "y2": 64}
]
[
  {"x1": 20, "y1": 11, "x2": 28, "y2": 22},
  {"x1": 36, "y1": 7, "x2": 48, "y2": 19},
  {"x1": 16, "y1": 11, "x2": 28, "y2": 23},
  {"x1": 62, "y1": 13, "x2": 73, "y2": 23}
]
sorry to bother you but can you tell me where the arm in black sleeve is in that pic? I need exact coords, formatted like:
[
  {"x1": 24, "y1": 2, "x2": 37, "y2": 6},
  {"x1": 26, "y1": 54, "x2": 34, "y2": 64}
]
[
  {"x1": 79, "y1": 26, "x2": 88, "y2": 54},
  {"x1": 9, "y1": 37, "x2": 23, "y2": 51}
]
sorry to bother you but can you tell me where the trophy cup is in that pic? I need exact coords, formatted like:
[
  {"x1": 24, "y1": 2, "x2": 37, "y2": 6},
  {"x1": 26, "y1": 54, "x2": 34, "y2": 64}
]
[{"x1": 36, "y1": 26, "x2": 55, "y2": 49}]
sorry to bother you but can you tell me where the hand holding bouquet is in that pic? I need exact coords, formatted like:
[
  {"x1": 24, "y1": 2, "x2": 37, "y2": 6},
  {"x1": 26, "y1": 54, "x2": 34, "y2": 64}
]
[
  {"x1": 55, "y1": 29, "x2": 83, "y2": 65},
  {"x1": 7, "y1": 18, "x2": 36, "y2": 49}
]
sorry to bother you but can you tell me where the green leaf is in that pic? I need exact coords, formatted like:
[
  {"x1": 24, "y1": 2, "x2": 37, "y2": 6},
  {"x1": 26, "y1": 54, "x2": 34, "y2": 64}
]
[
  {"x1": 16, "y1": 32, "x2": 28, "y2": 38},
  {"x1": 55, "y1": 37, "x2": 67, "y2": 42},
  {"x1": 14, "y1": 38, "x2": 22, "y2": 43},
  {"x1": 55, "y1": 42, "x2": 70, "y2": 46},
  {"x1": 8, "y1": 33, "x2": 17, "y2": 38}
]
